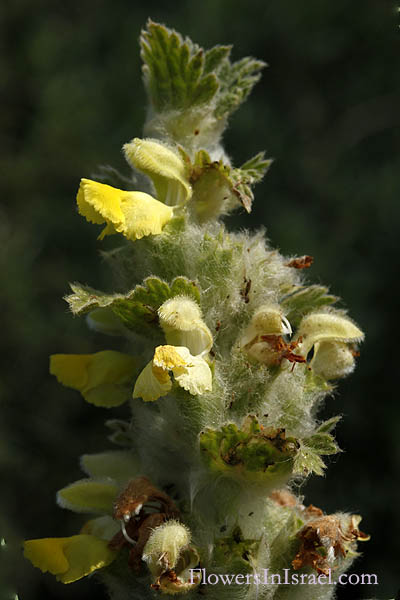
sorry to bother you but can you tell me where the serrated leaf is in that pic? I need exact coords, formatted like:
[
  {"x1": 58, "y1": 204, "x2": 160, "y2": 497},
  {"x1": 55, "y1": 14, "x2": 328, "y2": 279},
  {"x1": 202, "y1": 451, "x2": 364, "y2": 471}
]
[
  {"x1": 141, "y1": 21, "x2": 265, "y2": 125},
  {"x1": 66, "y1": 283, "x2": 119, "y2": 315},
  {"x1": 140, "y1": 20, "x2": 219, "y2": 112},
  {"x1": 280, "y1": 285, "x2": 338, "y2": 328},
  {"x1": 215, "y1": 56, "x2": 266, "y2": 118},
  {"x1": 293, "y1": 447, "x2": 326, "y2": 477},
  {"x1": 229, "y1": 153, "x2": 273, "y2": 212},
  {"x1": 65, "y1": 277, "x2": 201, "y2": 337},
  {"x1": 316, "y1": 415, "x2": 342, "y2": 434},
  {"x1": 304, "y1": 432, "x2": 340, "y2": 456},
  {"x1": 204, "y1": 45, "x2": 232, "y2": 74}
]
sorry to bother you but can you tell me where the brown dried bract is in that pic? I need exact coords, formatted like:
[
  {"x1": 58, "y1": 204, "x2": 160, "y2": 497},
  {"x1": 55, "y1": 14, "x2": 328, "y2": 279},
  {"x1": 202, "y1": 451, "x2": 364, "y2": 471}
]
[
  {"x1": 292, "y1": 515, "x2": 344, "y2": 575},
  {"x1": 286, "y1": 255, "x2": 314, "y2": 269},
  {"x1": 304, "y1": 504, "x2": 324, "y2": 518},
  {"x1": 113, "y1": 476, "x2": 179, "y2": 521},
  {"x1": 269, "y1": 489, "x2": 298, "y2": 507},
  {"x1": 260, "y1": 335, "x2": 306, "y2": 366},
  {"x1": 109, "y1": 477, "x2": 180, "y2": 572},
  {"x1": 292, "y1": 514, "x2": 369, "y2": 575}
]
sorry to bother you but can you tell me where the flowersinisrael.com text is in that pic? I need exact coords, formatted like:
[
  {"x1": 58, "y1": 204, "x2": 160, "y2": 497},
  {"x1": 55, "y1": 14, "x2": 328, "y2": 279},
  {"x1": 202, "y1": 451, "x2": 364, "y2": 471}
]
[{"x1": 189, "y1": 569, "x2": 378, "y2": 587}]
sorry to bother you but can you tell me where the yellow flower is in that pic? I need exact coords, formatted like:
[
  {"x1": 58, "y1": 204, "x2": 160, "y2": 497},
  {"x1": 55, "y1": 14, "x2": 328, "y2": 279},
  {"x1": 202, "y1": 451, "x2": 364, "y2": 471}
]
[
  {"x1": 158, "y1": 296, "x2": 213, "y2": 356},
  {"x1": 133, "y1": 345, "x2": 212, "y2": 402},
  {"x1": 23, "y1": 535, "x2": 117, "y2": 584},
  {"x1": 77, "y1": 179, "x2": 174, "y2": 241},
  {"x1": 50, "y1": 350, "x2": 138, "y2": 407},
  {"x1": 239, "y1": 304, "x2": 292, "y2": 365},
  {"x1": 123, "y1": 138, "x2": 192, "y2": 206},
  {"x1": 295, "y1": 312, "x2": 364, "y2": 379},
  {"x1": 24, "y1": 450, "x2": 144, "y2": 583}
]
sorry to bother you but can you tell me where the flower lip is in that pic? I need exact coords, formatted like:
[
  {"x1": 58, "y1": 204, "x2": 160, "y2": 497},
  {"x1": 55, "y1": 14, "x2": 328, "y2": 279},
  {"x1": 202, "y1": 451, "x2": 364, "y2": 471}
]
[{"x1": 77, "y1": 178, "x2": 174, "y2": 242}]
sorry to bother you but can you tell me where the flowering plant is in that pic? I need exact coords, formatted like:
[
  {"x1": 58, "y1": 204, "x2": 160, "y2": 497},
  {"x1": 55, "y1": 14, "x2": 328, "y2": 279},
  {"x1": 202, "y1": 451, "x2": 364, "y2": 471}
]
[{"x1": 24, "y1": 20, "x2": 369, "y2": 600}]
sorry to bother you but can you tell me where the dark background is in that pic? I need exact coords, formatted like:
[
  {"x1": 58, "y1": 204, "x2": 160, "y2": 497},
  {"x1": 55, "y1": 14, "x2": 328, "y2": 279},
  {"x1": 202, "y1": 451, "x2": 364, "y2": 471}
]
[{"x1": 1, "y1": 0, "x2": 399, "y2": 598}]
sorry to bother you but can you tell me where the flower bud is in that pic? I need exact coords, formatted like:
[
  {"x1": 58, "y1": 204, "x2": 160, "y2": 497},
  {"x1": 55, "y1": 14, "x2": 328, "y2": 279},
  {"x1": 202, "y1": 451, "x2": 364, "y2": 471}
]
[
  {"x1": 240, "y1": 304, "x2": 292, "y2": 365},
  {"x1": 123, "y1": 137, "x2": 192, "y2": 206},
  {"x1": 142, "y1": 520, "x2": 191, "y2": 577},
  {"x1": 158, "y1": 296, "x2": 213, "y2": 356}
]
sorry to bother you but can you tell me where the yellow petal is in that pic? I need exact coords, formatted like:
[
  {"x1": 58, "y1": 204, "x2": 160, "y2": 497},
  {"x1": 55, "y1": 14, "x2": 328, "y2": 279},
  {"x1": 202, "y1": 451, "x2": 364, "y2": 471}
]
[
  {"x1": 133, "y1": 345, "x2": 212, "y2": 402},
  {"x1": 240, "y1": 304, "x2": 292, "y2": 347},
  {"x1": 123, "y1": 138, "x2": 192, "y2": 205},
  {"x1": 57, "y1": 479, "x2": 119, "y2": 514},
  {"x1": 155, "y1": 345, "x2": 212, "y2": 396},
  {"x1": 76, "y1": 179, "x2": 173, "y2": 241},
  {"x1": 77, "y1": 178, "x2": 124, "y2": 228},
  {"x1": 80, "y1": 450, "x2": 139, "y2": 484},
  {"x1": 133, "y1": 360, "x2": 172, "y2": 402},
  {"x1": 80, "y1": 516, "x2": 120, "y2": 541},
  {"x1": 153, "y1": 345, "x2": 187, "y2": 370},
  {"x1": 296, "y1": 313, "x2": 364, "y2": 354},
  {"x1": 24, "y1": 537, "x2": 69, "y2": 575},
  {"x1": 119, "y1": 191, "x2": 174, "y2": 239},
  {"x1": 24, "y1": 535, "x2": 116, "y2": 583},
  {"x1": 172, "y1": 350, "x2": 212, "y2": 396},
  {"x1": 50, "y1": 351, "x2": 138, "y2": 407},
  {"x1": 310, "y1": 341, "x2": 356, "y2": 380}
]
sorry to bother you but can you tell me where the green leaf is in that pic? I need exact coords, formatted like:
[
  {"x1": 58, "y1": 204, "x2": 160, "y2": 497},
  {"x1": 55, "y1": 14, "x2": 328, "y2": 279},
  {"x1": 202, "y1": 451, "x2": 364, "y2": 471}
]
[
  {"x1": 280, "y1": 284, "x2": 338, "y2": 328},
  {"x1": 316, "y1": 415, "x2": 342, "y2": 434},
  {"x1": 65, "y1": 277, "x2": 201, "y2": 337},
  {"x1": 140, "y1": 20, "x2": 219, "y2": 112},
  {"x1": 215, "y1": 56, "x2": 266, "y2": 118},
  {"x1": 229, "y1": 152, "x2": 273, "y2": 212},
  {"x1": 293, "y1": 446, "x2": 327, "y2": 477},
  {"x1": 66, "y1": 283, "x2": 117, "y2": 315},
  {"x1": 140, "y1": 21, "x2": 265, "y2": 122},
  {"x1": 304, "y1": 432, "x2": 341, "y2": 456},
  {"x1": 200, "y1": 416, "x2": 298, "y2": 484},
  {"x1": 204, "y1": 45, "x2": 232, "y2": 74}
]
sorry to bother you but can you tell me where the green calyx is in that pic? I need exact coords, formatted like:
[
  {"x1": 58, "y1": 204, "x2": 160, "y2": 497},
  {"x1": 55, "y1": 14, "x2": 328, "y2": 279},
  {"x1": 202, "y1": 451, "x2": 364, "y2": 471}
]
[
  {"x1": 213, "y1": 526, "x2": 260, "y2": 573},
  {"x1": 200, "y1": 415, "x2": 298, "y2": 484},
  {"x1": 182, "y1": 148, "x2": 272, "y2": 220}
]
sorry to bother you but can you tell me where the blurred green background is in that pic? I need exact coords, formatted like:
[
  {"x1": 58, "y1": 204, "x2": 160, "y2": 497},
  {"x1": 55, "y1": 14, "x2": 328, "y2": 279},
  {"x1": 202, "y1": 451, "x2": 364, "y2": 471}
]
[{"x1": 1, "y1": 0, "x2": 399, "y2": 598}]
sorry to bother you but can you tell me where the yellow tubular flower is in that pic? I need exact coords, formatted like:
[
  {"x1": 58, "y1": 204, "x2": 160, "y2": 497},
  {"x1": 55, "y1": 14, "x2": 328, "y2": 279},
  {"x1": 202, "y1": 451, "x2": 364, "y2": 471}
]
[
  {"x1": 23, "y1": 535, "x2": 117, "y2": 584},
  {"x1": 295, "y1": 312, "x2": 364, "y2": 379},
  {"x1": 50, "y1": 350, "x2": 138, "y2": 407},
  {"x1": 123, "y1": 138, "x2": 192, "y2": 206},
  {"x1": 158, "y1": 296, "x2": 213, "y2": 356},
  {"x1": 296, "y1": 312, "x2": 364, "y2": 355},
  {"x1": 77, "y1": 179, "x2": 174, "y2": 241},
  {"x1": 133, "y1": 345, "x2": 212, "y2": 402}
]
